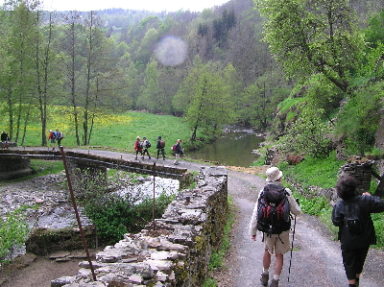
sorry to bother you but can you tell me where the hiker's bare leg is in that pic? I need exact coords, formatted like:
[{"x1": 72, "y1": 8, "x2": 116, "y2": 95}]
[
  {"x1": 262, "y1": 249, "x2": 271, "y2": 270},
  {"x1": 274, "y1": 254, "x2": 283, "y2": 276},
  {"x1": 348, "y1": 279, "x2": 357, "y2": 285}
]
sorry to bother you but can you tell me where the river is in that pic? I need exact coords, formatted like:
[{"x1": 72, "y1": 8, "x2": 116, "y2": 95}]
[{"x1": 188, "y1": 129, "x2": 264, "y2": 167}]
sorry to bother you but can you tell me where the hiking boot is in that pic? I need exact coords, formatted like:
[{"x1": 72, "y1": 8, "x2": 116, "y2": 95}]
[
  {"x1": 270, "y1": 279, "x2": 279, "y2": 287},
  {"x1": 260, "y1": 273, "x2": 269, "y2": 286}
]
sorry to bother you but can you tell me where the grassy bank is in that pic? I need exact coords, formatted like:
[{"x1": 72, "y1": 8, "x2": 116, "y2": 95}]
[{"x1": 13, "y1": 110, "x2": 199, "y2": 151}]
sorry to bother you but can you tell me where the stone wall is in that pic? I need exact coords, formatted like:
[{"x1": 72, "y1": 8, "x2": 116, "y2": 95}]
[
  {"x1": 0, "y1": 156, "x2": 33, "y2": 179},
  {"x1": 52, "y1": 166, "x2": 228, "y2": 287},
  {"x1": 339, "y1": 161, "x2": 374, "y2": 194}
]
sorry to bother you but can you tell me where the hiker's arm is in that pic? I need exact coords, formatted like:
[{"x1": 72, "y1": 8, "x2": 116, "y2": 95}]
[
  {"x1": 249, "y1": 203, "x2": 258, "y2": 239},
  {"x1": 365, "y1": 195, "x2": 384, "y2": 213},
  {"x1": 331, "y1": 204, "x2": 343, "y2": 226},
  {"x1": 249, "y1": 192, "x2": 261, "y2": 239},
  {"x1": 286, "y1": 188, "x2": 302, "y2": 215}
]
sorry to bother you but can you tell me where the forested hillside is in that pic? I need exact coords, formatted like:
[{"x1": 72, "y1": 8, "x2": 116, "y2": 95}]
[{"x1": 0, "y1": 0, "x2": 383, "y2": 158}]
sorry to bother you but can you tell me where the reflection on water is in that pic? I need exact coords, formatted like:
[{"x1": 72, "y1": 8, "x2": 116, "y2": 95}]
[{"x1": 188, "y1": 131, "x2": 264, "y2": 167}]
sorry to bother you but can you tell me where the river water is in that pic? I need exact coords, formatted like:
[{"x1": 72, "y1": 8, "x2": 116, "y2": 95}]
[{"x1": 188, "y1": 130, "x2": 264, "y2": 167}]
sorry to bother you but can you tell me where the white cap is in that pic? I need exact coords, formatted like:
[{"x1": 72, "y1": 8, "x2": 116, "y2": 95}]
[{"x1": 266, "y1": 167, "x2": 283, "y2": 182}]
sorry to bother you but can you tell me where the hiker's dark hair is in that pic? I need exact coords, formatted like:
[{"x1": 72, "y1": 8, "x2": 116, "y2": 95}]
[{"x1": 336, "y1": 175, "x2": 358, "y2": 200}]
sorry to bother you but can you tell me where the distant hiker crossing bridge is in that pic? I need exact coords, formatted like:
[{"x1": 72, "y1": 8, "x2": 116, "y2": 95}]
[{"x1": 0, "y1": 147, "x2": 190, "y2": 183}]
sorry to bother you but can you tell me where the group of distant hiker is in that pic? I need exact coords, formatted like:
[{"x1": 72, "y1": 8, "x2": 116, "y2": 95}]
[
  {"x1": 134, "y1": 136, "x2": 184, "y2": 164},
  {"x1": 250, "y1": 166, "x2": 384, "y2": 287},
  {"x1": 47, "y1": 129, "x2": 64, "y2": 151},
  {"x1": 1, "y1": 130, "x2": 10, "y2": 150}
]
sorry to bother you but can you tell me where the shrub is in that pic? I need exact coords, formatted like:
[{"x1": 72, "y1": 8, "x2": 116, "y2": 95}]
[
  {"x1": 84, "y1": 192, "x2": 174, "y2": 244},
  {"x1": 279, "y1": 111, "x2": 333, "y2": 158},
  {"x1": 0, "y1": 208, "x2": 29, "y2": 260}
]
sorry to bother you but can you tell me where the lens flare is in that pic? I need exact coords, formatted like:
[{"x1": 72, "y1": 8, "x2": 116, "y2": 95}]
[{"x1": 154, "y1": 36, "x2": 188, "y2": 66}]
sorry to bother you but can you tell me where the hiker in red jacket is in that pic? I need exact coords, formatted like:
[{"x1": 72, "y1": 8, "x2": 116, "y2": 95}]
[{"x1": 134, "y1": 136, "x2": 143, "y2": 160}]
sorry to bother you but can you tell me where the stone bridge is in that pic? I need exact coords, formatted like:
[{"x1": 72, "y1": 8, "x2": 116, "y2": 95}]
[
  {"x1": 0, "y1": 147, "x2": 190, "y2": 185},
  {"x1": 52, "y1": 166, "x2": 228, "y2": 287},
  {"x1": 1, "y1": 147, "x2": 229, "y2": 286}
]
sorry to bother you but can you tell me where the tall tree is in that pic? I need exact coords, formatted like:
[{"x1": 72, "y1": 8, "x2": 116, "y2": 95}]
[
  {"x1": 6, "y1": 0, "x2": 39, "y2": 143},
  {"x1": 136, "y1": 58, "x2": 160, "y2": 112},
  {"x1": 35, "y1": 11, "x2": 54, "y2": 146},
  {"x1": 64, "y1": 11, "x2": 81, "y2": 145},
  {"x1": 255, "y1": 0, "x2": 363, "y2": 100},
  {"x1": 82, "y1": 11, "x2": 106, "y2": 145},
  {"x1": 174, "y1": 60, "x2": 235, "y2": 141}
]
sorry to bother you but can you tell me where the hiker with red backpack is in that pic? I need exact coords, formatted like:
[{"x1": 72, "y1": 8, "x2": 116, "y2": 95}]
[
  {"x1": 134, "y1": 136, "x2": 143, "y2": 160},
  {"x1": 48, "y1": 130, "x2": 56, "y2": 151},
  {"x1": 249, "y1": 166, "x2": 301, "y2": 287}
]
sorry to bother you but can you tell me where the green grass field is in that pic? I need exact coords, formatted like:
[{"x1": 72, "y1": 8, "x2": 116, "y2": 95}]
[{"x1": 10, "y1": 110, "x2": 196, "y2": 152}]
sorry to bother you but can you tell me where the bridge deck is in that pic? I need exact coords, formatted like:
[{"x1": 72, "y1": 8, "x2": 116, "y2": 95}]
[{"x1": 0, "y1": 147, "x2": 188, "y2": 179}]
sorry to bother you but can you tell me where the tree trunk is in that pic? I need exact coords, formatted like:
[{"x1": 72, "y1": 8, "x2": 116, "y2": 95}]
[
  {"x1": 88, "y1": 76, "x2": 99, "y2": 144},
  {"x1": 6, "y1": 86, "x2": 14, "y2": 140},
  {"x1": 83, "y1": 11, "x2": 94, "y2": 146},
  {"x1": 21, "y1": 100, "x2": 32, "y2": 145},
  {"x1": 191, "y1": 124, "x2": 198, "y2": 142},
  {"x1": 41, "y1": 12, "x2": 52, "y2": 146},
  {"x1": 67, "y1": 16, "x2": 80, "y2": 146}
]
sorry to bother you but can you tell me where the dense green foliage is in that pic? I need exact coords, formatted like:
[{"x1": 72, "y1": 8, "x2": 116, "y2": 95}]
[
  {"x1": 0, "y1": 207, "x2": 30, "y2": 260},
  {"x1": 256, "y1": 0, "x2": 384, "y2": 156},
  {"x1": 279, "y1": 110, "x2": 333, "y2": 158},
  {"x1": 84, "y1": 192, "x2": 174, "y2": 243}
]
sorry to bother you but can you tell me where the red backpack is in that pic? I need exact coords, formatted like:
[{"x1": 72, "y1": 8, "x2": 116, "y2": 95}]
[{"x1": 256, "y1": 184, "x2": 291, "y2": 235}]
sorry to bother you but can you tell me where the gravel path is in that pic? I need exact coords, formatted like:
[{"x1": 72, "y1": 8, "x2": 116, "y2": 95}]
[{"x1": 221, "y1": 170, "x2": 384, "y2": 287}]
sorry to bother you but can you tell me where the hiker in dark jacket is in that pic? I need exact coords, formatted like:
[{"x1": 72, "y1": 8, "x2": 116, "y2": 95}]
[
  {"x1": 156, "y1": 136, "x2": 165, "y2": 160},
  {"x1": 173, "y1": 139, "x2": 183, "y2": 165},
  {"x1": 249, "y1": 167, "x2": 301, "y2": 287},
  {"x1": 1, "y1": 131, "x2": 9, "y2": 150},
  {"x1": 142, "y1": 136, "x2": 151, "y2": 160},
  {"x1": 1, "y1": 131, "x2": 8, "y2": 142},
  {"x1": 332, "y1": 175, "x2": 384, "y2": 287}
]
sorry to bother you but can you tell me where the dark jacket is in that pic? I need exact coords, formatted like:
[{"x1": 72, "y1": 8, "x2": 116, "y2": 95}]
[
  {"x1": 1, "y1": 132, "x2": 8, "y2": 142},
  {"x1": 332, "y1": 195, "x2": 384, "y2": 249},
  {"x1": 156, "y1": 139, "x2": 165, "y2": 149},
  {"x1": 174, "y1": 143, "x2": 183, "y2": 154}
]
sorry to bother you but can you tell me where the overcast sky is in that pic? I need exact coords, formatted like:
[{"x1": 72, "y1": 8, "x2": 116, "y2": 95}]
[{"x1": 37, "y1": 0, "x2": 230, "y2": 12}]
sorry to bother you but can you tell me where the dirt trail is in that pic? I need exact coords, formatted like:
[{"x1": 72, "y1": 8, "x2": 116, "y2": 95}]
[{"x1": 0, "y1": 255, "x2": 81, "y2": 287}]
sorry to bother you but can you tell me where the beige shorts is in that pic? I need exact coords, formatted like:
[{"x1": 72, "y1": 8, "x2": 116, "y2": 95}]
[{"x1": 264, "y1": 230, "x2": 290, "y2": 255}]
